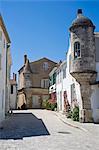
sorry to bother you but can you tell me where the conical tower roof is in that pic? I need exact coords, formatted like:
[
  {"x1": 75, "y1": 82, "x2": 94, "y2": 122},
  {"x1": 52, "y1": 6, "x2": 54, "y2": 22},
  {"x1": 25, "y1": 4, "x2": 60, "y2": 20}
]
[
  {"x1": 69, "y1": 9, "x2": 95, "y2": 31},
  {"x1": 23, "y1": 59, "x2": 32, "y2": 73}
]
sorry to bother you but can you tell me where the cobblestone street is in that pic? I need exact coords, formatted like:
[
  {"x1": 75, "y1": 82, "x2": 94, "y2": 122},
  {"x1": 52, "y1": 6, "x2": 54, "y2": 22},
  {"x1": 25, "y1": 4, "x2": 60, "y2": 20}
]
[{"x1": 0, "y1": 109, "x2": 99, "y2": 150}]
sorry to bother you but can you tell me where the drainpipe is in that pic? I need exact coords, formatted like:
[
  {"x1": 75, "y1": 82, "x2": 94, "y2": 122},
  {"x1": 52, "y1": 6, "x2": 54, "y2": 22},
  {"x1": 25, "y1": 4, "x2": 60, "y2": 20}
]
[{"x1": 5, "y1": 43, "x2": 10, "y2": 114}]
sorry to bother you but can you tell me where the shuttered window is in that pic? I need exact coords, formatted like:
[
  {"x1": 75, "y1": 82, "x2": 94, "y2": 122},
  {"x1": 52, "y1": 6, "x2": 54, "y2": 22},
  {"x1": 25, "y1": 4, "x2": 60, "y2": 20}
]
[{"x1": 41, "y1": 79, "x2": 49, "y2": 88}]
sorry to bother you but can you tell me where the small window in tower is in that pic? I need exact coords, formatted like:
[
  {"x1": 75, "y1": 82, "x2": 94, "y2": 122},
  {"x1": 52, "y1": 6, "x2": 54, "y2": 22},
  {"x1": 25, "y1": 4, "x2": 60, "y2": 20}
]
[
  {"x1": 74, "y1": 42, "x2": 81, "y2": 59},
  {"x1": 11, "y1": 85, "x2": 13, "y2": 94}
]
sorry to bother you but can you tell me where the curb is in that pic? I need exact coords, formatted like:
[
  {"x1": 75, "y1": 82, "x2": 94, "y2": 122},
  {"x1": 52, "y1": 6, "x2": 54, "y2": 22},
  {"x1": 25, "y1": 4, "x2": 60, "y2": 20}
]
[{"x1": 55, "y1": 112, "x2": 88, "y2": 132}]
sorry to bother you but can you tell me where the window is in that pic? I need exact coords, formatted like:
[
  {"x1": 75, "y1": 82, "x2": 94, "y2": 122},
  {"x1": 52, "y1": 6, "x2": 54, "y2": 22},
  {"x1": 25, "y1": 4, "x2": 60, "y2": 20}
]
[
  {"x1": 11, "y1": 85, "x2": 13, "y2": 94},
  {"x1": 4, "y1": 39, "x2": 6, "y2": 48},
  {"x1": 43, "y1": 62, "x2": 48, "y2": 71},
  {"x1": 53, "y1": 73, "x2": 56, "y2": 84},
  {"x1": 41, "y1": 79, "x2": 49, "y2": 88},
  {"x1": 57, "y1": 71, "x2": 59, "y2": 83},
  {"x1": 59, "y1": 70, "x2": 61, "y2": 83},
  {"x1": 49, "y1": 76, "x2": 52, "y2": 86},
  {"x1": 63, "y1": 67, "x2": 66, "y2": 79},
  {"x1": 74, "y1": 42, "x2": 81, "y2": 59}
]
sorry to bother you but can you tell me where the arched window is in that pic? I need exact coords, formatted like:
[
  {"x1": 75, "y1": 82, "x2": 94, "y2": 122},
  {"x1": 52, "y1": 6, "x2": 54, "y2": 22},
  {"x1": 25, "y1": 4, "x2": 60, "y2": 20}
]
[{"x1": 74, "y1": 42, "x2": 80, "y2": 59}]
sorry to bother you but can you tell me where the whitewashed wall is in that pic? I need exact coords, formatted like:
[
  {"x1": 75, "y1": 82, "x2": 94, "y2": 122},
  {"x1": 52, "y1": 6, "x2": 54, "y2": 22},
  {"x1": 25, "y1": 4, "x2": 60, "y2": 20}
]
[
  {"x1": 0, "y1": 26, "x2": 7, "y2": 123},
  {"x1": 56, "y1": 39, "x2": 99, "y2": 122},
  {"x1": 66, "y1": 46, "x2": 81, "y2": 107},
  {"x1": 56, "y1": 44, "x2": 81, "y2": 113},
  {"x1": 91, "y1": 62, "x2": 99, "y2": 122}
]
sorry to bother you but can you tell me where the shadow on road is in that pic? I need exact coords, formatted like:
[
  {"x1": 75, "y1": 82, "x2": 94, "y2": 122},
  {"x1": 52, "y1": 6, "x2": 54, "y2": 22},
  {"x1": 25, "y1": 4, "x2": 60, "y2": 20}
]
[
  {"x1": 0, "y1": 112, "x2": 50, "y2": 140},
  {"x1": 58, "y1": 131, "x2": 71, "y2": 134}
]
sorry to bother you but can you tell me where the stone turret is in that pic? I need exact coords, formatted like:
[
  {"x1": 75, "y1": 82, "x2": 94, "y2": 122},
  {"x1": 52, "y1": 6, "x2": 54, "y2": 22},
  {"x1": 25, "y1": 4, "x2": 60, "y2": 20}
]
[
  {"x1": 69, "y1": 9, "x2": 97, "y2": 122},
  {"x1": 23, "y1": 56, "x2": 32, "y2": 88}
]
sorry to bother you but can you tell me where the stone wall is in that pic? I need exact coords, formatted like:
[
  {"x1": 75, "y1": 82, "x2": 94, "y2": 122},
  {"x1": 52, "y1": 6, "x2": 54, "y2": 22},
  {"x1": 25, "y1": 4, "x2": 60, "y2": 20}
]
[{"x1": 70, "y1": 27, "x2": 96, "y2": 74}]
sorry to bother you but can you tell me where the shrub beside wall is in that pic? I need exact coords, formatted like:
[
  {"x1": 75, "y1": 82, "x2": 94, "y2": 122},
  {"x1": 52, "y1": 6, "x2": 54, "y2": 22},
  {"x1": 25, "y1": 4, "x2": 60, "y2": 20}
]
[
  {"x1": 67, "y1": 106, "x2": 79, "y2": 121},
  {"x1": 42, "y1": 99, "x2": 57, "y2": 111}
]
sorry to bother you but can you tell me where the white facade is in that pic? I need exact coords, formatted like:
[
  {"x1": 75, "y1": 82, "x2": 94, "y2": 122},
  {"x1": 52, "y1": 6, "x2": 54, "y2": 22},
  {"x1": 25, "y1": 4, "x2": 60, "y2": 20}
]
[
  {"x1": 0, "y1": 15, "x2": 11, "y2": 124},
  {"x1": 0, "y1": 25, "x2": 6, "y2": 122},
  {"x1": 66, "y1": 45, "x2": 81, "y2": 110},
  {"x1": 90, "y1": 34, "x2": 99, "y2": 122},
  {"x1": 56, "y1": 61, "x2": 67, "y2": 111},
  {"x1": 56, "y1": 47, "x2": 81, "y2": 113},
  {"x1": 56, "y1": 34, "x2": 99, "y2": 122},
  {"x1": 91, "y1": 62, "x2": 99, "y2": 122}
]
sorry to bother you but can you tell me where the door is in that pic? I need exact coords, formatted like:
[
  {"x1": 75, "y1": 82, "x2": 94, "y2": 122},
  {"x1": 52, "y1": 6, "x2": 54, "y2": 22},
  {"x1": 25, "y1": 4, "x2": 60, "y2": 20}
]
[{"x1": 32, "y1": 95, "x2": 41, "y2": 108}]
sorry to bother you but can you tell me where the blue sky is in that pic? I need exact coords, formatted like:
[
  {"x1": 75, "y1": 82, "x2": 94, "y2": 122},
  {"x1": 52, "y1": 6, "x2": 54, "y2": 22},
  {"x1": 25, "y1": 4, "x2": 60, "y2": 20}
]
[{"x1": 0, "y1": 0, "x2": 99, "y2": 76}]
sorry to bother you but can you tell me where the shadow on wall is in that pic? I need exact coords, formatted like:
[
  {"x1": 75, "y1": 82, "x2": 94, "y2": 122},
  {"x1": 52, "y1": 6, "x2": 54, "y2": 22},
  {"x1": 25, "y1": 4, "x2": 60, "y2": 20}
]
[{"x1": 0, "y1": 112, "x2": 50, "y2": 140}]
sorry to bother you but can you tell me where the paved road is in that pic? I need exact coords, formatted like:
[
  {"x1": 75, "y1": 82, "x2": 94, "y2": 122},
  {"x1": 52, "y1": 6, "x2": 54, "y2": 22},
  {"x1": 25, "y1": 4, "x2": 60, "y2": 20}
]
[{"x1": 0, "y1": 109, "x2": 99, "y2": 150}]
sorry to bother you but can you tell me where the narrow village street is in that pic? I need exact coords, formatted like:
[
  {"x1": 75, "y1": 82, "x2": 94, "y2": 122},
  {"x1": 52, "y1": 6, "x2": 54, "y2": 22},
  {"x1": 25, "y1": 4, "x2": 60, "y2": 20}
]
[
  {"x1": 0, "y1": 109, "x2": 99, "y2": 150},
  {"x1": 1, "y1": 1, "x2": 99, "y2": 150}
]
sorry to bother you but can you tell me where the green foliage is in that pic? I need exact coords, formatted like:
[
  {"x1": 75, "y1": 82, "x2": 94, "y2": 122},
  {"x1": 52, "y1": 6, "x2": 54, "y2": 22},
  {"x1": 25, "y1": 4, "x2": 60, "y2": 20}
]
[
  {"x1": 50, "y1": 103, "x2": 57, "y2": 111},
  {"x1": 42, "y1": 99, "x2": 57, "y2": 111},
  {"x1": 46, "y1": 101, "x2": 51, "y2": 110},
  {"x1": 42, "y1": 100, "x2": 47, "y2": 109},
  {"x1": 67, "y1": 110, "x2": 72, "y2": 118},
  {"x1": 71, "y1": 106, "x2": 79, "y2": 121}
]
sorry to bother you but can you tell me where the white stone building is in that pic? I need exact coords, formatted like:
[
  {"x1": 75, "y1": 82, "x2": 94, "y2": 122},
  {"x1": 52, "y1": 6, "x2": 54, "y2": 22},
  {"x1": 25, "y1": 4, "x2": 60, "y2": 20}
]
[
  {"x1": 56, "y1": 48, "x2": 81, "y2": 112},
  {"x1": 56, "y1": 9, "x2": 99, "y2": 123},
  {"x1": 10, "y1": 73, "x2": 17, "y2": 110},
  {"x1": 0, "y1": 14, "x2": 12, "y2": 124},
  {"x1": 90, "y1": 32, "x2": 99, "y2": 122},
  {"x1": 56, "y1": 60, "x2": 67, "y2": 112}
]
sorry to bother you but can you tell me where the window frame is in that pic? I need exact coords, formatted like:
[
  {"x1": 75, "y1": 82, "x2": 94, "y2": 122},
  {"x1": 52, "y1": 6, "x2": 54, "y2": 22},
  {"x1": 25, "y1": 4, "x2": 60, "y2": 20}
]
[
  {"x1": 74, "y1": 41, "x2": 81, "y2": 59},
  {"x1": 41, "y1": 79, "x2": 49, "y2": 88},
  {"x1": 11, "y1": 85, "x2": 13, "y2": 94},
  {"x1": 63, "y1": 67, "x2": 66, "y2": 79},
  {"x1": 43, "y1": 62, "x2": 49, "y2": 71}
]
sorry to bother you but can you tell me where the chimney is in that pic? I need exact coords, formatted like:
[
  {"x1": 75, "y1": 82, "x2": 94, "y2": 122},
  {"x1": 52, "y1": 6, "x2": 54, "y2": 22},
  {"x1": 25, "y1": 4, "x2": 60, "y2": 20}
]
[
  {"x1": 59, "y1": 60, "x2": 62, "y2": 64},
  {"x1": 13, "y1": 73, "x2": 17, "y2": 81},
  {"x1": 77, "y1": 9, "x2": 82, "y2": 18},
  {"x1": 24, "y1": 55, "x2": 27, "y2": 64}
]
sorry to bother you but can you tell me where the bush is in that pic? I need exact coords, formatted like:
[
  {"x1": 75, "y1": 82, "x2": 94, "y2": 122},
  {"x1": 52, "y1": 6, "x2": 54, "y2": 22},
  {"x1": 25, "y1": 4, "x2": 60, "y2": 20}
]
[
  {"x1": 51, "y1": 103, "x2": 57, "y2": 111},
  {"x1": 42, "y1": 100, "x2": 49, "y2": 109},
  {"x1": 71, "y1": 106, "x2": 79, "y2": 121},
  {"x1": 46, "y1": 101, "x2": 51, "y2": 110},
  {"x1": 67, "y1": 110, "x2": 72, "y2": 118},
  {"x1": 42, "y1": 99, "x2": 57, "y2": 111}
]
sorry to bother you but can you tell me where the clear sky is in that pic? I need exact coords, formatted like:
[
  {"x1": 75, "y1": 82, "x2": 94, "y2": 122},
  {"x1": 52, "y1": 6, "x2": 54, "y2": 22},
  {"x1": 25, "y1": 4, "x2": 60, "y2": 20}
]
[{"x1": 0, "y1": 0, "x2": 99, "y2": 76}]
